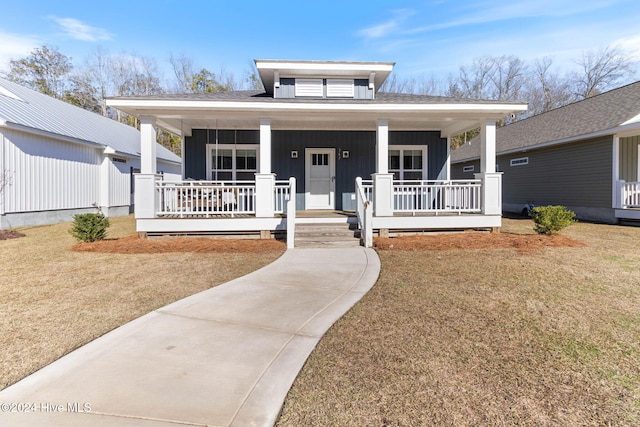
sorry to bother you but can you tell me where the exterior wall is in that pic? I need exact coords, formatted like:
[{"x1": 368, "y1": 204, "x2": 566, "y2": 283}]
[
  {"x1": 500, "y1": 136, "x2": 614, "y2": 222},
  {"x1": 274, "y1": 78, "x2": 373, "y2": 99},
  {"x1": 620, "y1": 135, "x2": 639, "y2": 182},
  {"x1": 1, "y1": 128, "x2": 102, "y2": 214},
  {"x1": 184, "y1": 128, "x2": 448, "y2": 211},
  {"x1": 451, "y1": 159, "x2": 480, "y2": 179}
]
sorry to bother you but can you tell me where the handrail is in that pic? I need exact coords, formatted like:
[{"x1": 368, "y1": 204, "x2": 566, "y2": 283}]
[
  {"x1": 393, "y1": 180, "x2": 481, "y2": 214},
  {"x1": 355, "y1": 177, "x2": 373, "y2": 247},
  {"x1": 156, "y1": 180, "x2": 256, "y2": 217},
  {"x1": 621, "y1": 181, "x2": 640, "y2": 208}
]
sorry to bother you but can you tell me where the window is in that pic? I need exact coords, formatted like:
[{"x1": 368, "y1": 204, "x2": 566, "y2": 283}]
[
  {"x1": 510, "y1": 157, "x2": 529, "y2": 166},
  {"x1": 312, "y1": 153, "x2": 329, "y2": 166},
  {"x1": 389, "y1": 146, "x2": 426, "y2": 180},
  {"x1": 463, "y1": 165, "x2": 475, "y2": 173},
  {"x1": 326, "y1": 79, "x2": 354, "y2": 98},
  {"x1": 207, "y1": 144, "x2": 259, "y2": 181},
  {"x1": 295, "y1": 78, "x2": 323, "y2": 97}
]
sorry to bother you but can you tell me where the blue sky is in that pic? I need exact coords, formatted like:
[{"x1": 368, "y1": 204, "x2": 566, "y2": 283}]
[{"x1": 1, "y1": 0, "x2": 639, "y2": 86}]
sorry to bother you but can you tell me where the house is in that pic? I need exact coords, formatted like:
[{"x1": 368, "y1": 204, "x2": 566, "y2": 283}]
[
  {"x1": 451, "y1": 81, "x2": 640, "y2": 224},
  {"x1": 106, "y1": 59, "x2": 527, "y2": 247},
  {"x1": 0, "y1": 77, "x2": 181, "y2": 230}
]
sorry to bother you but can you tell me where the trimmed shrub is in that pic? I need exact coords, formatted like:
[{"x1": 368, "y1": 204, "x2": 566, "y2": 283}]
[
  {"x1": 70, "y1": 213, "x2": 110, "y2": 242},
  {"x1": 531, "y1": 205, "x2": 576, "y2": 235}
]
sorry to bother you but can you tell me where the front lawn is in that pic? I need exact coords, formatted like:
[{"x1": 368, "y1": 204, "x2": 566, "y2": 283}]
[{"x1": 277, "y1": 219, "x2": 640, "y2": 425}]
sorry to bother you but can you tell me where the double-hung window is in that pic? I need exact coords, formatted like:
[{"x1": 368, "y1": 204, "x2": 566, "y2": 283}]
[
  {"x1": 389, "y1": 146, "x2": 427, "y2": 180},
  {"x1": 207, "y1": 144, "x2": 259, "y2": 181}
]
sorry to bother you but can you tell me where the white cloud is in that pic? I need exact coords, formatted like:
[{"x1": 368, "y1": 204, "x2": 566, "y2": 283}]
[
  {"x1": 0, "y1": 31, "x2": 41, "y2": 72},
  {"x1": 357, "y1": 9, "x2": 416, "y2": 39},
  {"x1": 50, "y1": 16, "x2": 112, "y2": 42},
  {"x1": 614, "y1": 34, "x2": 640, "y2": 61}
]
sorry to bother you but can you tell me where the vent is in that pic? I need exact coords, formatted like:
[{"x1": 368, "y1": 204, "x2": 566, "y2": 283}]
[
  {"x1": 327, "y1": 79, "x2": 354, "y2": 98},
  {"x1": 295, "y1": 79, "x2": 323, "y2": 97}
]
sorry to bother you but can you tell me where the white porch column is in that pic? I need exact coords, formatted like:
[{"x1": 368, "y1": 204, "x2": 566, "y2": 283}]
[
  {"x1": 259, "y1": 118, "x2": 272, "y2": 174},
  {"x1": 612, "y1": 134, "x2": 621, "y2": 208},
  {"x1": 480, "y1": 120, "x2": 496, "y2": 173},
  {"x1": 476, "y1": 121, "x2": 502, "y2": 217},
  {"x1": 376, "y1": 119, "x2": 389, "y2": 173},
  {"x1": 140, "y1": 116, "x2": 157, "y2": 174},
  {"x1": 255, "y1": 173, "x2": 275, "y2": 218},
  {"x1": 136, "y1": 116, "x2": 158, "y2": 220},
  {"x1": 372, "y1": 173, "x2": 394, "y2": 217}
]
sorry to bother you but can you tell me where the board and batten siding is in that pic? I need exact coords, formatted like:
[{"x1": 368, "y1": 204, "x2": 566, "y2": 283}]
[
  {"x1": 184, "y1": 129, "x2": 258, "y2": 180},
  {"x1": 500, "y1": 136, "x2": 613, "y2": 208},
  {"x1": 274, "y1": 78, "x2": 373, "y2": 99},
  {"x1": 619, "y1": 135, "x2": 639, "y2": 182},
  {"x1": 2, "y1": 128, "x2": 102, "y2": 213}
]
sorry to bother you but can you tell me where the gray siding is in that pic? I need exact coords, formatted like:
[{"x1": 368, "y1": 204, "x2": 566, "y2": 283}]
[
  {"x1": 451, "y1": 160, "x2": 480, "y2": 179},
  {"x1": 274, "y1": 78, "x2": 295, "y2": 98},
  {"x1": 620, "y1": 136, "x2": 639, "y2": 182},
  {"x1": 500, "y1": 136, "x2": 613, "y2": 208}
]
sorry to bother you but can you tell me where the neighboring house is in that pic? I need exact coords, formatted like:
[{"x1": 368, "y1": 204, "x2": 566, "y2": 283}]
[
  {"x1": 106, "y1": 59, "x2": 526, "y2": 246},
  {"x1": 451, "y1": 81, "x2": 640, "y2": 224},
  {"x1": 0, "y1": 78, "x2": 181, "y2": 230}
]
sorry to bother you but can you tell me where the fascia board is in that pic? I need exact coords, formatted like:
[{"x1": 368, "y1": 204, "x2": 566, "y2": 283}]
[{"x1": 107, "y1": 99, "x2": 528, "y2": 115}]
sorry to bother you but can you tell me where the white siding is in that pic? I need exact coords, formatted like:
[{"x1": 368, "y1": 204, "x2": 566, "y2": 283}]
[{"x1": 2, "y1": 129, "x2": 101, "y2": 213}]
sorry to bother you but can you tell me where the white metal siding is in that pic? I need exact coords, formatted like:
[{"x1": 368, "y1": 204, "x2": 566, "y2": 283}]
[
  {"x1": 2, "y1": 129, "x2": 101, "y2": 213},
  {"x1": 108, "y1": 158, "x2": 132, "y2": 207}
]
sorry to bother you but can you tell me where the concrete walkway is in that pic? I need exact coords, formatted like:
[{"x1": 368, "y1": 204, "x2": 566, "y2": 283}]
[{"x1": 0, "y1": 247, "x2": 380, "y2": 427}]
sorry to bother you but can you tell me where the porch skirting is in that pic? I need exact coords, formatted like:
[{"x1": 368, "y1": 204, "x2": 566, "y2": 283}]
[{"x1": 136, "y1": 217, "x2": 288, "y2": 235}]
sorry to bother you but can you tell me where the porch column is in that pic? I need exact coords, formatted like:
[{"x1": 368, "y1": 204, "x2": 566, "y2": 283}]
[
  {"x1": 255, "y1": 173, "x2": 275, "y2": 217},
  {"x1": 612, "y1": 134, "x2": 622, "y2": 208},
  {"x1": 140, "y1": 116, "x2": 157, "y2": 174},
  {"x1": 476, "y1": 120, "x2": 502, "y2": 216},
  {"x1": 376, "y1": 119, "x2": 389, "y2": 173},
  {"x1": 136, "y1": 116, "x2": 158, "y2": 220},
  {"x1": 259, "y1": 118, "x2": 272, "y2": 174}
]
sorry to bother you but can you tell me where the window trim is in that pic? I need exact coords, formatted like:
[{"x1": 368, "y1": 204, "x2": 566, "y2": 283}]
[
  {"x1": 206, "y1": 143, "x2": 259, "y2": 181},
  {"x1": 510, "y1": 157, "x2": 529, "y2": 166},
  {"x1": 388, "y1": 145, "x2": 428, "y2": 180}
]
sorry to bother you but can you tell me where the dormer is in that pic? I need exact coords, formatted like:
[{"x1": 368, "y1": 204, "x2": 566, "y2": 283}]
[{"x1": 255, "y1": 59, "x2": 395, "y2": 100}]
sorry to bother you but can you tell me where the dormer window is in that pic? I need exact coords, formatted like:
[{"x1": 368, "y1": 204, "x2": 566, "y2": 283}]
[
  {"x1": 326, "y1": 79, "x2": 354, "y2": 98},
  {"x1": 295, "y1": 79, "x2": 323, "y2": 97}
]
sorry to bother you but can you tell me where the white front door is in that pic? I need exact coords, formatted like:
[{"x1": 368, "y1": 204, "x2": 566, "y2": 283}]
[{"x1": 305, "y1": 148, "x2": 335, "y2": 209}]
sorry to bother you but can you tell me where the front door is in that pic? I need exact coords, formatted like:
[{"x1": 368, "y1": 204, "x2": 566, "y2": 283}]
[{"x1": 305, "y1": 148, "x2": 335, "y2": 209}]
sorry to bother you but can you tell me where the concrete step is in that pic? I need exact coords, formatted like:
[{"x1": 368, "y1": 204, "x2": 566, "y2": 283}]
[{"x1": 294, "y1": 223, "x2": 361, "y2": 247}]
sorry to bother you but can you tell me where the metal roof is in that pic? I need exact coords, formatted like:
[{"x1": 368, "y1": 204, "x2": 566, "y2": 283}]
[
  {"x1": 451, "y1": 81, "x2": 640, "y2": 162},
  {"x1": 0, "y1": 78, "x2": 180, "y2": 164}
]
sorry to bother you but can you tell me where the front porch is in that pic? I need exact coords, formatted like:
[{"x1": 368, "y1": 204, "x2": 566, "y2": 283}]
[
  {"x1": 615, "y1": 180, "x2": 640, "y2": 220},
  {"x1": 134, "y1": 174, "x2": 500, "y2": 247}
]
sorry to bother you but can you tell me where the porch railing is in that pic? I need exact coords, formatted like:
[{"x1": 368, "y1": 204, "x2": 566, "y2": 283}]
[
  {"x1": 621, "y1": 181, "x2": 640, "y2": 208},
  {"x1": 393, "y1": 180, "x2": 482, "y2": 214},
  {"x1": 274, "y1": 180, "x2": 291, "y2": 214},
  {"x1": 156, "y1": 181, "x2": 256, "y2": 217}
]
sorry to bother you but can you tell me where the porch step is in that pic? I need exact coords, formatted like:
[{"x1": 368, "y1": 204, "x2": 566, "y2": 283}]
[{"x1": 294, "y1": 223, "x2": 361, "y2": 248}]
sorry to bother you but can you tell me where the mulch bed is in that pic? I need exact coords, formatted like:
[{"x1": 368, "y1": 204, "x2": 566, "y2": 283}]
[
  {"x1": 374, "y1": 232, "x2": 586, "y2": 253},
  {"x1": 0, "y1": 230, "x2": 25, "y2": 240},
  {"x1": 71, "y1": 235, "x2": 287, "y2": 254}
]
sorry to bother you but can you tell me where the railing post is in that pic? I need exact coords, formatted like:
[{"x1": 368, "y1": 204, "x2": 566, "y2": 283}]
[
  {"x1": 286, "y1": 177, "x2": 296, "y2": 249},
  {"x1": 255, "y1": 173, "x2": 276, "y2": 217},
  {"x1": 134, "y1": 174, "x2": 158, "y2": 219},
  {"x1": 364, "y1": 201, "x2": 373, "y2": 248}
]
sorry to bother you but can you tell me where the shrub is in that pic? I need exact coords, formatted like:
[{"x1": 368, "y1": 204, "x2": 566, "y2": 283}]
[
  {"x1": 70, "y1": 213, "x2": 110, "y2": 242},
  {"x1": 531, "y1": 205, "x2": 576, "y2": 235}
]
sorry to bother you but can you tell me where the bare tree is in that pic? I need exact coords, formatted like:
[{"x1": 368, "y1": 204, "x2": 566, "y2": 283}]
[
  {"x1": 3, "y1": 45, "x2": 72, "y2": 98},
  {"x1": 571, "y1": 45, "x2": 636, "y2": 99},
  {"x1": 523, "y1": 57, "x2": 575, "y2": 116}
]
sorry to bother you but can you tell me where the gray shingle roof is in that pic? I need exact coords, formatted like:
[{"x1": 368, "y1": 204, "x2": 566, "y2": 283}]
[
  {"x1": 110, "y1": 90, "x2": 523, "y2": 105},
  {"x1": 451, "y1": 81, "x2": 640, "y2": 162},
  {"x1": 0, "y1": 78, "x2": 180, "y2": 164}
]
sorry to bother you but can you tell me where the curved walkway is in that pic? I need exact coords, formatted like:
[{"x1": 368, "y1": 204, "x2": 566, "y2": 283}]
[{"x1": 0, "y1": 247, "x2": 380, "y2": 427}]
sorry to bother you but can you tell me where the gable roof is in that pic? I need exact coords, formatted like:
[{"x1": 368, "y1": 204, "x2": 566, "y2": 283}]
[
  {"x1": 0, "y1": 78, "x2": 180, "y2": 164},
  {"x1": 451, "y1": 81, "x2": 640, "y2": 162}
]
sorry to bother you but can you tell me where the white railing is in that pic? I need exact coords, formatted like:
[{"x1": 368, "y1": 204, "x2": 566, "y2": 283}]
[
  {"x1": 156, "y1": 181, "x2": 256, "y2": 217},
  {"x1": 274, "y1": 180, "x2": 291, "y2": 214},
  {"x1": 621, "y1": 181, "x2": 640, "y2": 208},
  {"x1": 355, "y1": 177, "x2": 373, "y2": 247},
  {"x1": 393, "y1": 180, "x2": 482, "y2": 214}
]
